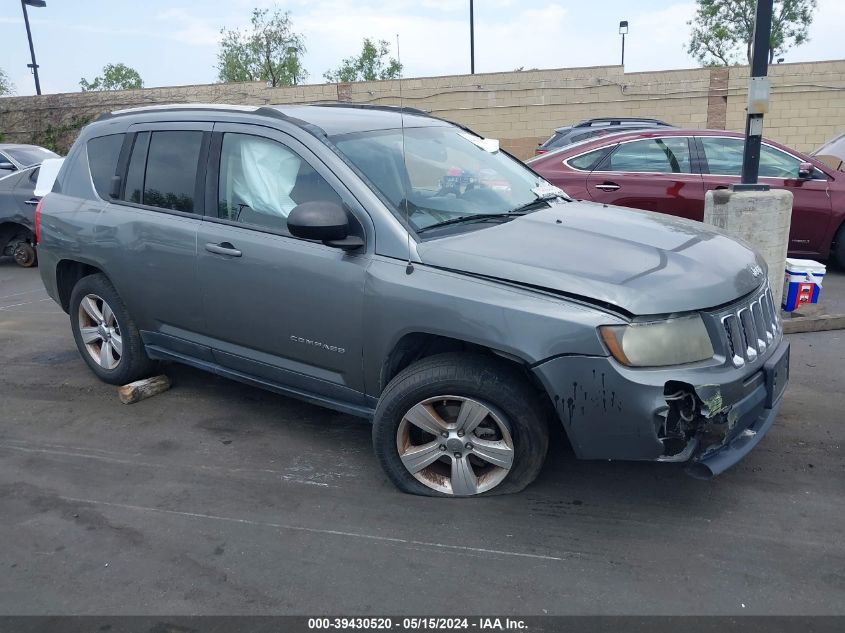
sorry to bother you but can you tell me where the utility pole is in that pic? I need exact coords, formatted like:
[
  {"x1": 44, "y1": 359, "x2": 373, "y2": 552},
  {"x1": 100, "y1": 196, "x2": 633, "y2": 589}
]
[
  {"x1": 737, "y1": 0, "x2": 774, "y2": 189},
  {"x1": 470, "y1": 0, "x2": 475, "y2": 74},
  {"x1": 21, "y1": 0, "x2": 46, "y2": 96}
]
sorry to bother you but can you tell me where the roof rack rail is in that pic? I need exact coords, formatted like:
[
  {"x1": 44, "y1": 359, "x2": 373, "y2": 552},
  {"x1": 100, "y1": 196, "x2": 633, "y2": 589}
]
[
  {"x1": 311, "y1": 102, "x2": 432, "y2": 118},
  {"x1": 95, "y1": 103, "x2": 268, "y2": 121},
  {"x1": 573, "y1": 117, "x2": 672, "y2": 128}
]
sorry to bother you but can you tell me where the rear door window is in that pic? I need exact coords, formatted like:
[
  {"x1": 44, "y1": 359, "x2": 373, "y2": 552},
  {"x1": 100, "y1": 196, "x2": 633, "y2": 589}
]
[
  {"x1": 87, "y1": 133, "x2": 125, "y2": 199},
  {"x1": 122, "y1": 130, "x2": 203, "y2": 213},
  {"x1": 603, "y1": 137, "x2": 693, "y2": 173}
]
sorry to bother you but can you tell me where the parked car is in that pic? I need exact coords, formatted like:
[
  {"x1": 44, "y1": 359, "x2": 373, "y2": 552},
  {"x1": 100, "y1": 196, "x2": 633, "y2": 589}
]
[
  {"x1": 811, "y1": 132, "x2": 845, "y2": 172},
  {"x1": 36, "y1": 104, "x2": 788, "y2": 496},
  {"x1": 535, "y1": 117, "x2": 674, "y2": 155},
  {"x1": 0, "y1": 143, "x2": 59, "y2": 176},
  {"x1": 528, "y1": 129, "x2": 844, "y2": 263},
  {"x1": 0, "y1": 165, "x2": 41, "y2": 267}
]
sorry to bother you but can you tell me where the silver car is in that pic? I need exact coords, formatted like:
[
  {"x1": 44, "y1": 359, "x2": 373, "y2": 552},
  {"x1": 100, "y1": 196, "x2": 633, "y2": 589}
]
[
  {"x1": 35, "y1": 103, "x2": 789, "y2": 496},
  {"x1": 0, "y1": 143, "x2": 59, "y2": 176}
]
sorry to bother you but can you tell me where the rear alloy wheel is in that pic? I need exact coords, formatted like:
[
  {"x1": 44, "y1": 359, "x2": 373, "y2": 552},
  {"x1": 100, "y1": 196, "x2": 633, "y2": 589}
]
[
  {"x1": 77, "y1": 293, "x2": 123, "y2": 371},
  {"x1": 397, "y1": 395, "x2": 515, "y2": 496},
  {"x1": 69, "y1": 273, "x2": 156, "y2": 385},
  {"x1": 373, "y1": 353, "x2": 549, "y2": 497},
  {"x1": 12, "y1": 242, "x2": 37, "y2": 268}
]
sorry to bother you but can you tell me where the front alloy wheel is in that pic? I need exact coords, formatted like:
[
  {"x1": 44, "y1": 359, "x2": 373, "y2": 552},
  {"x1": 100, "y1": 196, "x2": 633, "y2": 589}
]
[
  {"x1": 77, "y1": 293, "x2": 123, "y2": 370},
  {"x1": 397, "y1": 395, "x2": 515, "y2": 496}
]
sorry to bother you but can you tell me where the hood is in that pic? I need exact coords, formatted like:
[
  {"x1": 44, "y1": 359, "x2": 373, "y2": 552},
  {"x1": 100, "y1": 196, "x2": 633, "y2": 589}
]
[{"x1": 416, "y1": 201, "x2": 766, "y2": 316}]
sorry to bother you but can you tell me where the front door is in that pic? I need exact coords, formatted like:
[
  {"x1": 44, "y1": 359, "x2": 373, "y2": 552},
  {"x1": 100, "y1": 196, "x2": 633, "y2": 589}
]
[
  {"x1": 697, "y1": 136, "x2": 834, "y2": 256},
  {"x1": 197, "y1": 123, "x2": 371, "y2": 404},
  {"x1": 586, "y1": 136, "x2": 705, "y2": 221}
]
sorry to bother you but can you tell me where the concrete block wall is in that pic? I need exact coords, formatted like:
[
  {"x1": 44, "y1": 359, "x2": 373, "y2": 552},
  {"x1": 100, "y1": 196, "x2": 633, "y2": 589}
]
[
  {"x1": 1, "y1": 60, "x2": 843, "y2": 160},
  {"x1": 725, "y1": 60, "x2": 845, "y2": 154}
]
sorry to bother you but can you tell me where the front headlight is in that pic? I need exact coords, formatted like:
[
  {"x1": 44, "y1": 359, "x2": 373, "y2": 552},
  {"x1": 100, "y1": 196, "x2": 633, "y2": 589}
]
[{"x1": 599, "y1": 315, "x2": 714, "y2": 367}]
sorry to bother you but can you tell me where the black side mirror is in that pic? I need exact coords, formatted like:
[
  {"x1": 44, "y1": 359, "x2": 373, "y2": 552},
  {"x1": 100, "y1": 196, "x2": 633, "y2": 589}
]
[
  {"x1": 0, "y1": 162, "x2": 16, "y2": 171},
  {"x1": 797, "y1": 162, "x2": 813, "y2": 180},
  {"x1": 287, "y1": 201, "x2": 364, "y2": 251}
]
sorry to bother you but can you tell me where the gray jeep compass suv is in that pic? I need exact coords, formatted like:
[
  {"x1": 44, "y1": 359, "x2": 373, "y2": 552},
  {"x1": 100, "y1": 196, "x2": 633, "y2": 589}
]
[{"x1": 37, "y1": 103, "x2": 789, "y2": 496}]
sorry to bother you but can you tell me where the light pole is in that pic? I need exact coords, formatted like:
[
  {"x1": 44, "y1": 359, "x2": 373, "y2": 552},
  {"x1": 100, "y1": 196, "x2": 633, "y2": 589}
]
[
  {"x1": 618, "y1": 21, "x2": 628, "y2": 66},
  {"x1": 21, "y1": 0, "x2": 46, "y2": 96},
  {"x1": 738, "y1": 0, "x2": 774, "y2": 187},
  {"x1": 469, "y1": 0, "x2": 475, "y2": 74}
]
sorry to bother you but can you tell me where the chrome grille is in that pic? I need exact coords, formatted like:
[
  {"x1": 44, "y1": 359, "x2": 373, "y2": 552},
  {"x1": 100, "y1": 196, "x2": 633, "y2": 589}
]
[{"x1": 721, "y1": 286, "x2": 781, "y2": 368}]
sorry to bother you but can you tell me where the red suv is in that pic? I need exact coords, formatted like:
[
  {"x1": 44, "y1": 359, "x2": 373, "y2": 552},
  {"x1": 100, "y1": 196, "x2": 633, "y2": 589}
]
[{"x1": 527, "y1": 129, "x2": 844, "y2": 262}]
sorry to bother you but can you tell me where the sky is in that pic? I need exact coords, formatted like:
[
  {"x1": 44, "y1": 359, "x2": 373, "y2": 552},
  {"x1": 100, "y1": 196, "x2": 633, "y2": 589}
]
[{"x1": 1, "y1": 0, "x2": 843, "y2": 96}]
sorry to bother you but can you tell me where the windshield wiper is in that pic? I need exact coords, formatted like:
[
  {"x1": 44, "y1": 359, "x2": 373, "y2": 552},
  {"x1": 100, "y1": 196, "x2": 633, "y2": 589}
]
[
  {"x1": 416, "y1": 211, "x2": 531, "y2": 234},
  {"x1": 508, "y1": 192, "x2": 569, "y2": 215}
]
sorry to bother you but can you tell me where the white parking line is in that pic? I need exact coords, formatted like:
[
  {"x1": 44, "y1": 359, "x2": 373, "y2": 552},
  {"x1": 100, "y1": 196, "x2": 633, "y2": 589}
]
[
  {"x1": 0, "y1": 288, "x2": 46, "y2": 300},
  {"x1": 0, "y1": 442, "x2": 342, "y2": 488},
  {"x1": 58, "y1": 495, "x2": 568, "y2": 562},
  {"x1": 0, "y1": 298, "x2": 51, "y2": 311}
]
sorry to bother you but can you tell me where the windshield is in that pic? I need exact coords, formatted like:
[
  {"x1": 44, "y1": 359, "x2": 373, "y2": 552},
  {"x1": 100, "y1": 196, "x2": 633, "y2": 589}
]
[
  {"x1": 332, "y1": 126, "x2": 557, "y2": 232},
  {"x1": 812, "y1": 133, "x2": 845, "y2": 160},
  {"x1": 6, "y1": 146, "x2": 59, "y2": 167}
]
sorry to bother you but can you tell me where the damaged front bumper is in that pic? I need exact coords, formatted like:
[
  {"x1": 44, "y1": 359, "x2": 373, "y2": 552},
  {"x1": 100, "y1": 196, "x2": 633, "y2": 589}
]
[{"x1": 532, "y1": 338, "x2": 790, "y2": 478}]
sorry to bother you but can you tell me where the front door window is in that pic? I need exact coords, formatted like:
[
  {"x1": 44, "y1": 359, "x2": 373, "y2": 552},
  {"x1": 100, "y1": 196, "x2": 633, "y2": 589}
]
[{"x1": 217, "y1": 133, "x2": 343, "y2": 234}]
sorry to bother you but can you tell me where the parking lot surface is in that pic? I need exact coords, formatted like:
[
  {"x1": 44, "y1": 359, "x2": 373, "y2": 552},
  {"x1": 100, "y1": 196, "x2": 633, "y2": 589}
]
[{"x1": 0, "y1": 260, "x2": 843, "y2": 615}]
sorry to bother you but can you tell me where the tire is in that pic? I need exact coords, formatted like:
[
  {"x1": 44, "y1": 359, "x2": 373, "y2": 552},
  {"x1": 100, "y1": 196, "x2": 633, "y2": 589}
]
[
  {"x1": 372, "y1": 353, "x2": 550, "y2": 497},
  {"x1": 13, "y1": 241, "x2": 37, "y2": 268},
  {"x1": 69, "y1": 273, "x2": 157, "y2": 385},
  {"x1": 833, "y1": 223, "x2": 845, "y2": 269}
]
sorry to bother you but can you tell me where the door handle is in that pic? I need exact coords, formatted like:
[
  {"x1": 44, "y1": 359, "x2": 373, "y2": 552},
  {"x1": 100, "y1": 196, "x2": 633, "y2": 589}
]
[
  {"x1": 594, "y1": 183, "x2": 620, "y2": 192},
  {"x1": 205, "y1": 242, "x2": 242, "y2": 257},
  {"x1": 24, "y1": 198, "x2": 40, "y2": 205}
]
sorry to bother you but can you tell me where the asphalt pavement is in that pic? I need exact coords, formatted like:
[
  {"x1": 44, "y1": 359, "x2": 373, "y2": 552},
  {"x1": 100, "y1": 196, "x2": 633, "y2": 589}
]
[{"x1": 0, "y1": 259, "x2": 843, "y2": 615}]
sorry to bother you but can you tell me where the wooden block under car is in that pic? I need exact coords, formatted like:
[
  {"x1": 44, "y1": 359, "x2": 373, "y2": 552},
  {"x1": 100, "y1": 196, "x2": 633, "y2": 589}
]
[{"x1": 118, "y1": 375, "x2": 172, "y2": 405}]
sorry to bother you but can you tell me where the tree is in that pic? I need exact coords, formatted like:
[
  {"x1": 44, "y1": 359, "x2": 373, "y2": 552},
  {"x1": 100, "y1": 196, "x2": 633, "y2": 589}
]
[
  {"x1": 687, "y1": 0, "x2": 817, "y2": 66},
  {"x1": 0, "y1": 68, "x2": 13, "y2": 96},
  {"x1": 217, "y1": 7, "x2": 307, "y2": 87},
  {"x1": 323, "y1": 38, "x2": 402, "y2": 83},
  {"x1": 80, "y1": 63, "x2": 144, "y2": 91}
]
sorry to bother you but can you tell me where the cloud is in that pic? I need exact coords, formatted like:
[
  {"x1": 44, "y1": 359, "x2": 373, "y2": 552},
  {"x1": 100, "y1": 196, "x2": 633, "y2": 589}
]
[{"x1": 156, "y1": 8, "x2": 221, "y2": 46}]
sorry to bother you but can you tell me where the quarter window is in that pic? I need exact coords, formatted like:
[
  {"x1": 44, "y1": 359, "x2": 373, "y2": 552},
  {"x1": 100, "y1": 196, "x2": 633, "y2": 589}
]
[
  {"x1": 217, "y1": 133, "x2": 342, "y2": 233},
  {"x1": 604, "y1": 137, "x2": 692, "y2": 173},
  {"x1": 122, "y1": 130, "x2": 203, "y2": 213},
  {"x1": 568, "y1": 147, "x2": 613, "y2": 171},
  {"x1": 87, "y1": 134, "x2": 125, "y2": 199}
]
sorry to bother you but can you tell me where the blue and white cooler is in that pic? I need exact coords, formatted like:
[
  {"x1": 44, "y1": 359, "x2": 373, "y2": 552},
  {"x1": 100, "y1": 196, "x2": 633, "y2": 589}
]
[{"x1": 782, "y1": 258, "x2": 826, "y2": 312}]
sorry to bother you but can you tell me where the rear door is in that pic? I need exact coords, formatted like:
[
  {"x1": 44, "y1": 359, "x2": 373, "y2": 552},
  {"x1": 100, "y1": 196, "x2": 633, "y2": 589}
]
[
  {"x1": 12, "y1": 166, "x2": 40, "y2": 219},
  {"x1": 697, "y1": 136, "x2": 833, "y2": 255},
  {"x1": 102, "y1": 123, "x2": 210, "y2": 350},
  {"x1": 585, "y1": 136, "x2": 705, "y2": 221},
  {"x1": 196, "y1": 123, "x2": 371, "y2": 403}
]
